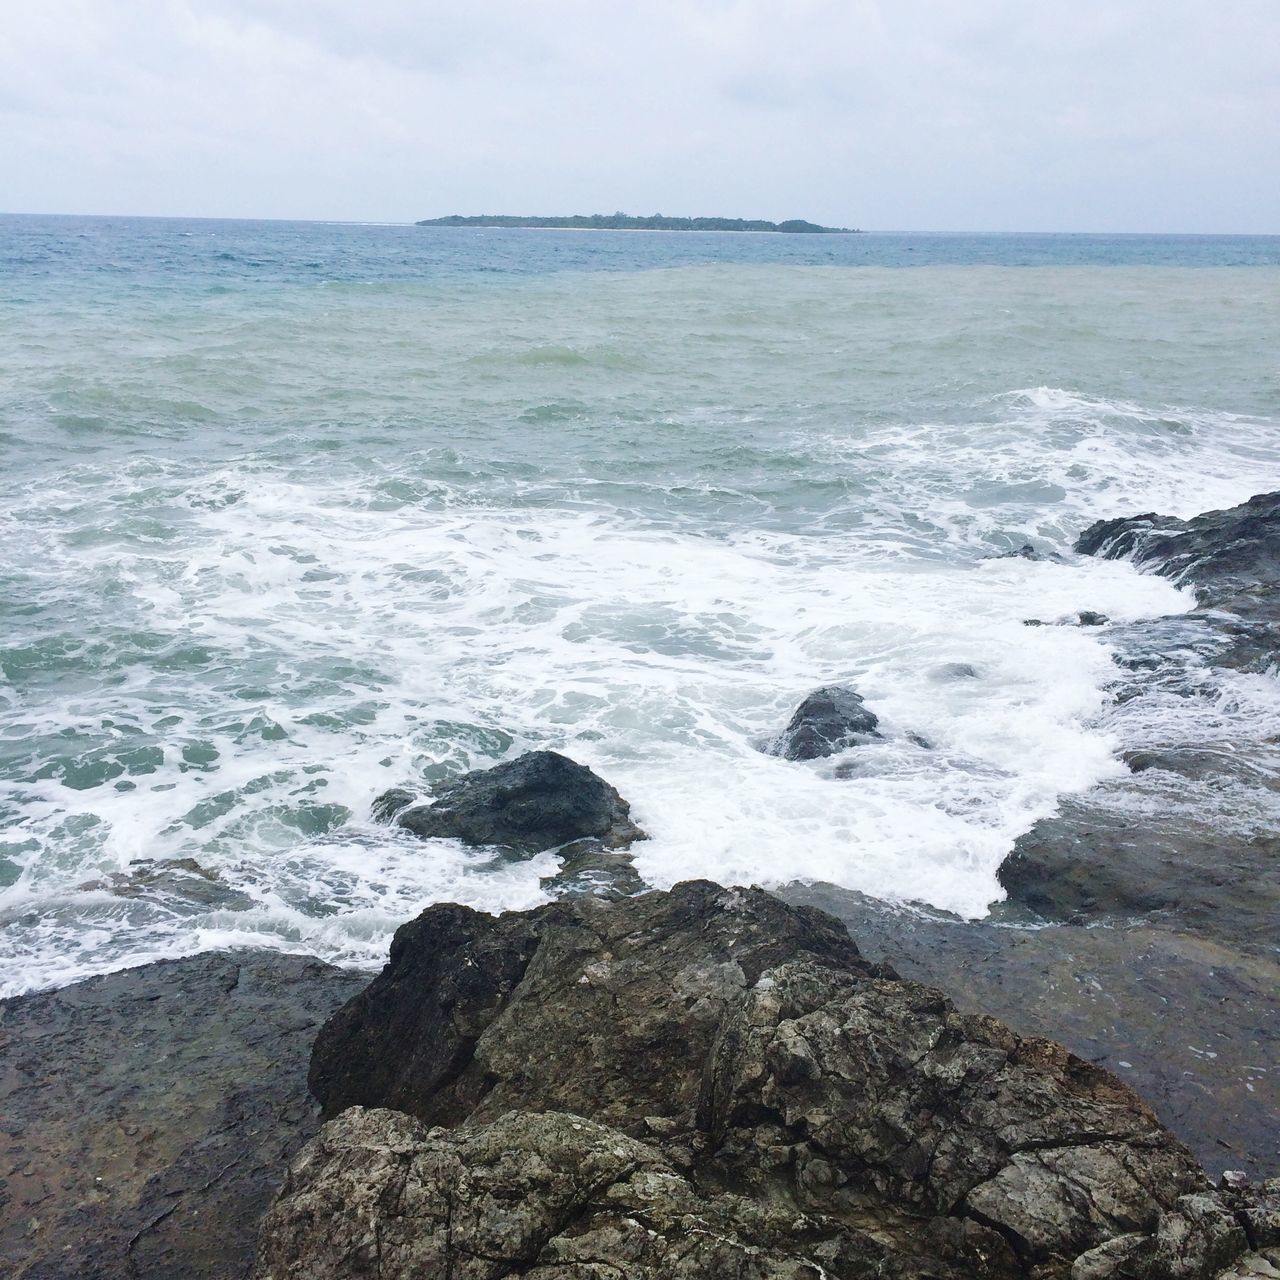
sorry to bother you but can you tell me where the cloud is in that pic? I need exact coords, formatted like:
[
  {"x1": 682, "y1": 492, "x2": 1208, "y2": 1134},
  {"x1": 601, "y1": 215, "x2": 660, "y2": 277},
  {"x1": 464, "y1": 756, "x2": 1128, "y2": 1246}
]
[{"x1": 1, "y1": 0, "x2": 1276, "y2": 230}]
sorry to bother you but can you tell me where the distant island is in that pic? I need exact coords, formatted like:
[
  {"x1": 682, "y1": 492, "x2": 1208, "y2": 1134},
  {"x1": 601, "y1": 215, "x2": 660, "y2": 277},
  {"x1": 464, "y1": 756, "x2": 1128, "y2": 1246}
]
[{"x1": 415, "y1": 213, "x2": 858, "y2": 234}]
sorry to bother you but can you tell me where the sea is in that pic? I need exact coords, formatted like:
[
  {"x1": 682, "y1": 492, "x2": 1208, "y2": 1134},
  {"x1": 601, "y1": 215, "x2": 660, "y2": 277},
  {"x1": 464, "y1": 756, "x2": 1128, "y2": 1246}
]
[{"x1": 3, "y1": 215, "x2": 1279, "y2": 995}]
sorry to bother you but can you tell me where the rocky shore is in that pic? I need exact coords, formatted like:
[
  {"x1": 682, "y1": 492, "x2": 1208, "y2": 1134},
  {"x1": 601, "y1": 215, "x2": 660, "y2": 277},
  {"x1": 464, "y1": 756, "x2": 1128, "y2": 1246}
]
[{"x1": 2, "y1": 492, "x2": 1278, "y2": 1277}]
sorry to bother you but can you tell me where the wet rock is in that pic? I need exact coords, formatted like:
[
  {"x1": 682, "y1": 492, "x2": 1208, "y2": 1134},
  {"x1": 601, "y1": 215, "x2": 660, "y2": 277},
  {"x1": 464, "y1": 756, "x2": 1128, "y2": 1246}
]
[
  {"x1": 933, "y1": 661, "x2": 980, "y2": 679},
  {"x1": 309, "y1": 881, "x2": 865, "y2": 1130},
  {"x1": 77, "y1": 856, "x2": 255, "y2": 913},
  {"x1": 776, "y1": 882, "x2": 1280, "y2": 1182},
  {"x1": 538, "y1": 837, "x2": 647, "y2": 897},
  {"x1": 0, "y1": 950, "x2": 366, "y2": 1280},
  {"x1": 997, "y1": 796, "x2": 1280, "y2": 947},
  {"x1": 377, "y1": 750, "x2": 644, "y2": 853},
  {"x1": 998, "y1": 542, "x2": 1065, "y2": 563},
  {"x1": 1078, "y1": 610, "x2": 1111, "y2": 626},
  {"x1": 1076, "y1": 491, "x2": 1280, "y2": 673},
  {"x1": 278, "y1": 882, "x2": 1266, "y2": 1278},
  {"x1": 767, "y1": 684, "x2": 882, "y2": 760}
]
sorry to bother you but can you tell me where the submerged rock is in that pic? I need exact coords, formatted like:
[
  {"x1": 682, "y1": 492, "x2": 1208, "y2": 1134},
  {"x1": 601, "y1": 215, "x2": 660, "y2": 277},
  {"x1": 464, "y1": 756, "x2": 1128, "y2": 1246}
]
[
  {"x1": 767, "y1": 684, "x2": 882, "y2": 760},
  {"x1": 0, "y1": 951, "x2": 366, "y2": 1280},
  {"x1": 77, "y1": 856, "x2": 255, "y2": 913},
  {"x1": 269, "y1": 882, "x2": 1272, "y2": 1279},
  {"x1": 375, "y1": 750, "x2": 645, "y2": 853}
]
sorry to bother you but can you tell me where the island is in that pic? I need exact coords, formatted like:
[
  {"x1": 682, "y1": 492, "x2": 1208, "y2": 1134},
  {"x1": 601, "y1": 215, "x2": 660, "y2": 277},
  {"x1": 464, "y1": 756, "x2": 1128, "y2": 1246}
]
[{"x1": 415, "y1": 213, "x2": 857, "y2": 233}]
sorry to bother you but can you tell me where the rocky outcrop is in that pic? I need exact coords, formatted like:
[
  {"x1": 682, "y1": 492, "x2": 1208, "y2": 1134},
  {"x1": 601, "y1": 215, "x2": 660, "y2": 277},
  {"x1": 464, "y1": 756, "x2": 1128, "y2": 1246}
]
[
  {"x1": 997, "y1": 795, "x2": 1280, "y2": 946},
  {"x1": 263, "y1": 883, "x2": 1278, "y2": 1278},
  {"x1": 998, "y1": 491, "x2": 1280, "y2": 944},
  {"x1": 1075, "y1": 490, "x2": 1280, "y2": 673},
  {"x1": 374, "y1": 751, "x2": 644, "y2": 853},
  {"x1": 308, "y1": 881, "x2": 865, "y2": 1129},
  {"x1": 767, "y1": 685, "x2": 882, "y2": 760},
  {"x1": 0, "y1": 950, "x2": 366, "y2": 1280},
  {"x1": 777, "y1": 882, "x2": 1280, "y2": 1182}
]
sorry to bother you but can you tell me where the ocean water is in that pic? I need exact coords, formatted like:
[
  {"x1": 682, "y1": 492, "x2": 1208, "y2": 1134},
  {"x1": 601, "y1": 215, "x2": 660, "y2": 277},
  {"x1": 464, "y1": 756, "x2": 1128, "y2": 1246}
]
[{"x1": 3, "y1": 215, "x2": 1280, "y2": 994}]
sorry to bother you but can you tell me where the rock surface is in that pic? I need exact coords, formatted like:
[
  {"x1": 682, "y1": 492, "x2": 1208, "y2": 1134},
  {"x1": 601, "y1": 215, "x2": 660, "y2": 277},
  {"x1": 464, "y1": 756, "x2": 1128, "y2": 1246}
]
[
  {"x1": 1075, "y1": 490, "x2": 1280, "y2": 674},
  {"x1": 76, "y1": 856, "x2": 255, "y2": 913},
  {"x1": 999, "y1": 491, "x2": 1280, "y2": 944},
  {"x1": 375, "y1": 750, "x2": 645, "y2": 854},
  {"x1": 767, "y1": 684, "x2": 882, "y2": 760},
  {"x1": 777, "y1": 883, "x2": 1280, "y2": 1182},
  {"x1": 0, "y1": 950, "x2": 365, "y2": 1280},
  {"x1": 269, "y1": 882, "x2": 1277, "y2": 1278}
]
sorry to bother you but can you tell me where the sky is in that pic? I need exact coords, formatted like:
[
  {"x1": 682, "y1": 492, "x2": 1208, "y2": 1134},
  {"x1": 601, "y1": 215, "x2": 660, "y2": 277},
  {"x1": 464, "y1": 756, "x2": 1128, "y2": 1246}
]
[{"x1": 2, "y1": 0, "x2": 1278, "y2": 232}]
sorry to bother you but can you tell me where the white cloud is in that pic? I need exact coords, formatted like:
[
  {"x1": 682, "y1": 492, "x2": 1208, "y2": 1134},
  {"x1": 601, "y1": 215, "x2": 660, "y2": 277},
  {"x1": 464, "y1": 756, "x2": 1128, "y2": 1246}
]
[{"x1": 0, "y1": 0, "x2": 1276, "y2": 230}]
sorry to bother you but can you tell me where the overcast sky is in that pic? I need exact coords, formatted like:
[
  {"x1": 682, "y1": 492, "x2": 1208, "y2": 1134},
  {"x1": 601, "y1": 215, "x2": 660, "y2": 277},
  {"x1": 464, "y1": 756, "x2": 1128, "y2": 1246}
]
[{"x1": 2, "y1": 0, "x2": 1277, "y2": 232}]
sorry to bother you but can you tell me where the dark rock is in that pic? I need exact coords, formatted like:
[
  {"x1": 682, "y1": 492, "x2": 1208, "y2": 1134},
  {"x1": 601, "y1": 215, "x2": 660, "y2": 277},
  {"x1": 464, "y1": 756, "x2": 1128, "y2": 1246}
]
[
  {"x1": 998, "y1": 543, "x2": 1065, "y2": 563},
  {"x1": 767, "y1": 684, "x2": 882, "y2": 760},
  {"x1": 776, "y1": 882, "x2": 1280, "y2": 1182},
  {"x1": 0, "y1": 950, "x2": 366, "y2": 1280},
  {"x1": 1078, "y1": 610, "x2": 1110, "y2": 626},
  {"x1": 309, "y1": 881, "x2": 866, "y2": 1130},
  {"x1": 369, "y1": 785, "x2": 414, "y2": 822},
  {"x1": 378, "y1": 750, "x2": 644, "y2": 854},
  {"x1": 997, "y1": 795, "x2": 1280, "y2": 947},
  {"x1": 538, "y1": 837, "x2": 647, "y2": 897},
  {"x1": 1076, "y1": 491, "x2": 1280, "y2": 674},
  {"x1": 77, "y1": 856, "x2": 255, "y2": 913},
  {"x1": 275, "y1": 882, "x2": 1269, "y2": 1278}
]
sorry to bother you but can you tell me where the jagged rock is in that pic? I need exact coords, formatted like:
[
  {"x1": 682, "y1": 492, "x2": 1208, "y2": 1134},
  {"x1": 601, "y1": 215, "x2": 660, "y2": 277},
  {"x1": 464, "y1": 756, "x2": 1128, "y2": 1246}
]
[
  {"x1": 767, "y1": 685, "x2": 882, "y2": 760},
  {"x1": 1075, "y1": 491, "x2": 1280, "y2": 673},
  {"x1": 776, "y1": 881, "x2": 1280, "y2": 1182},
  {"x1": 0, "y1": 951, "x2": 366, "y2": 1280},
  {"x1": 267, "y1": 883, "x2": 1268, "y2": 1279},
  {"x1": 375, "y1": 750, "x2": 645, "y2": 853},
  {"x1": 309, "y1": 881, "x2": 866, "y2": 1129},
  {"x1": 1078, "y1": 610, "x2": 1110, "y2": 626}
]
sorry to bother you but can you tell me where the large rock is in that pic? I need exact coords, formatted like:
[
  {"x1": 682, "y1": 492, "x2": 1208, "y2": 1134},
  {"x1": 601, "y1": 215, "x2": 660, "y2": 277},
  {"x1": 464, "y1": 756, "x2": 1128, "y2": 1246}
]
[
  {"x1": 1075, "y1": 490, "x2": 1280, "y2": 673},
  {"x1": 0, "y1": 950, "x2": 366, "y2": 1280},
  {"x1": 268, "y1": 883, "x2": 1274, "y2": 1279},
  {"x1": 768, "y1": 684, "x2": 882, "y2": 760},
  {"x1": 997, "y1": 794, "x2": 1280, "y2": 947},
  {"x1": 778, "y1": 882, "x2": 1280, "y2": 1182},
  {"x1": 309, "y1": 881, "x2": 865, "y2": 1129},
  {"x1": 375, "y1": 750, "x2": 645, "y2": 855}
]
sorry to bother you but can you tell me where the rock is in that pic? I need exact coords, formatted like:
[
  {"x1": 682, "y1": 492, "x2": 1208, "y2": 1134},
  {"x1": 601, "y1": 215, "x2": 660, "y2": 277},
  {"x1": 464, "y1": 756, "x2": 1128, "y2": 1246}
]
[
  {"x1": 538, "y1": 837, "x2": 647, "y2": 897},
  {"x1": 998, "y1": 543, "x2": 1065, "y2": 563},
  {"x1": 767, "y1": 684, "x2": 882, "y2": 760},
  {"x1": 1078, "y1": 610, "x2": 1110, "y2": 626},
  {"x1": 933, "y1": 661, "x2": 980, "y2": 679},
  {"x1": 271, "y1": 882, "x2": 1272, "y2": 1279},
  {"x1": 377, "y1": 750, "x2": 645, "y2": 854},
  {"x1": 997, "y1": 795, "x2": 1280, "y2": 947},
  {"x1": 776, "y1": 882, "x2": 1280, "y2": 1182},
  {"x1": 309, "y1": 881, "x2": 867, "y2": 1130},
  {"x1": 76, "y1": 856, "x2": 255, "y2": 913},
  {"x1": 1075, "y1": 491, "x2": 1280, "y2": 674},
  {"x1": 0, "y1": 950, "x2": 366, "y2": 1280}
]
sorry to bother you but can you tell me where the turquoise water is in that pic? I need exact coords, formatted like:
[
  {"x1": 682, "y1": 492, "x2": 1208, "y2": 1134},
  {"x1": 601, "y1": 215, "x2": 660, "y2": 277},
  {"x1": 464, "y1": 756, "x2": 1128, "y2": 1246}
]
[{"x1": 3, "y1": 216, "x2": 1280, "y2": 992}]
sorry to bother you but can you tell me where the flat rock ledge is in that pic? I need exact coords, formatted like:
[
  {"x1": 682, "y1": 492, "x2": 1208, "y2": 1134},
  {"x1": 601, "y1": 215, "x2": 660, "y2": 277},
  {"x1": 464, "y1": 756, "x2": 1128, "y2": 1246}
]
[
  {"x1": 258, "y1": 883, "x2": 1279, "y2": 1279},
  {"x1": 0, "y1": 950, "x2": 366, "y2": 1280}
]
